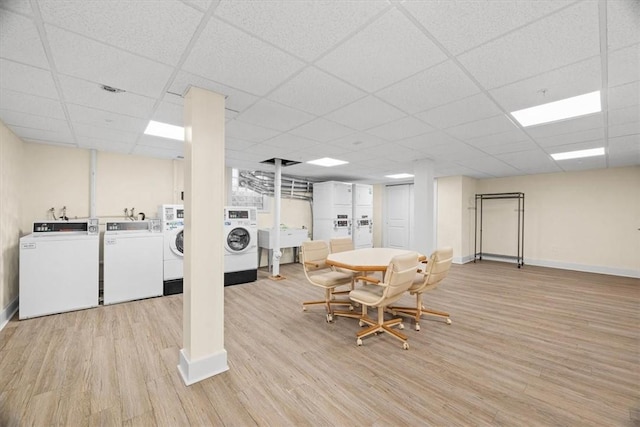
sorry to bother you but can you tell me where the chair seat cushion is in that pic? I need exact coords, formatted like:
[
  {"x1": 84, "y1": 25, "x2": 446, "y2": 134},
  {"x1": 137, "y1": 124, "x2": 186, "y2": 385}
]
[
  {"x1": 408, "y1": 272, "x2": 425, "y2": 291},
  {"x1": 349, "y1": 284, "x2": 384, "y2": 305},
  {"x1": 310, "y1": 270, "x2": 352, "y2": 288}
]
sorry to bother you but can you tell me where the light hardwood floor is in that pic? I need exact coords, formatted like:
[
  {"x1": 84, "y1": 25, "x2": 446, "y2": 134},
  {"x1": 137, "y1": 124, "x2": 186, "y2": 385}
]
[{"x1": 1, "y1": 261, "x2": 638, "y2": 426}]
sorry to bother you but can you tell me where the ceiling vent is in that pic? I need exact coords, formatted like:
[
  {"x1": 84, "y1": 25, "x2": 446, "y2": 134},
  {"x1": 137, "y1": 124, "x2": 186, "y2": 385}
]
[{"x1": 101, "y1": 84, "x2": 126, "y2": 94}]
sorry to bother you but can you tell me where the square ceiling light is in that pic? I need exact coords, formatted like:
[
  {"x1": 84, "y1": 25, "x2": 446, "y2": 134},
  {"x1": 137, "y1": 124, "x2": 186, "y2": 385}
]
[
  {"x1": 144, "y1": 120, "x2": 184, "y2": 141},
  {"x1": 385, "y1": 173, "x2": 414, "y2": 179},
  {"x1": 550, "y1": 147, "x2": 605, "y2": 161},
  {"x1": 510, "y1": 91, "x2": 601, "y2": 127},
  {"x1": 306, "y1": 157, "x2": 349, "y2": 167}
]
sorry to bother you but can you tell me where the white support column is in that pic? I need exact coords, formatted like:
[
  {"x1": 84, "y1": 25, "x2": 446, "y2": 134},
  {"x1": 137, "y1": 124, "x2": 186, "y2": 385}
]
[
  {"x1": 178, "y1": 87, "x2": 228, "y2": 386},
  {"x1": 413, "y1": 159, "x2": 435, "y2": 257},
  {"x1": 89, "y1": 149, "x2": 97, "y2": 218},
  {"x1": 271, "y1": 158, "x2": 282, "y2": 277}
]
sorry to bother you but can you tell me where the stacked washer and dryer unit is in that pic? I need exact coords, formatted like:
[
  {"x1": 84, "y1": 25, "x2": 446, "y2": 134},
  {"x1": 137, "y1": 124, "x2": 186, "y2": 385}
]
[
  {"x1": 159, "y1": 204, "x2": 185, "y2": 295},
  {"x1": 223, "y1": 206, "x2": 258, "y2": 286}
]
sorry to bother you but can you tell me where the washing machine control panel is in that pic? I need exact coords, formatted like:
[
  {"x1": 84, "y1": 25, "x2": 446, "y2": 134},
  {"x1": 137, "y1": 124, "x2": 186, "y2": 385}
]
[{"x1": 164, "y1": 220, "x2": 184, "y2": 231}]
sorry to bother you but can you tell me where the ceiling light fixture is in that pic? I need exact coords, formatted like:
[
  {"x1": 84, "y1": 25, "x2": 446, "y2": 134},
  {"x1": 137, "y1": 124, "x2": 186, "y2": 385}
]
[
  {"x1": 550, "y1": 147, "x2": 605, "y2": 161},
  {"x1": 510, "y1": 91, "x2": 601, "y2": 127},
  {"x1": 306, "y1": 157, "x2": 349, "y2": 167},
  {"x1": 385, "y1": 173, "x2": 414, "y2": 179},
  {"x1": 144, "y1": 120, "x2": 184, "y2": 141}
]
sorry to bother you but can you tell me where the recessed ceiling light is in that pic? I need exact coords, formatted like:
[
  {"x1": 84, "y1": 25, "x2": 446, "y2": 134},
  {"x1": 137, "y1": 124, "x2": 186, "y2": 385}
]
[
  {"x1": 306, "y1": 157, "x2": 349, "y2": 167},
  {"x1": 510, "y1": 91, "x2": 601, "y2": 127},
  {"x1": 385, "y1": 173, "x2": 414, "y2": 179},
  {"x1": 550, "y1": 147, "x2": 605, "y2": 161},
  {"x1": 144, "y1": 120, "x2": 184, "y2": 141}
]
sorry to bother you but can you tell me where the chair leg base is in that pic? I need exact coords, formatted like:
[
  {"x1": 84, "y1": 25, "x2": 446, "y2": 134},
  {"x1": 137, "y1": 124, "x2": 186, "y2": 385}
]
[{"x1": 387, "y1": 305, "x2": 451, "y2": 329}]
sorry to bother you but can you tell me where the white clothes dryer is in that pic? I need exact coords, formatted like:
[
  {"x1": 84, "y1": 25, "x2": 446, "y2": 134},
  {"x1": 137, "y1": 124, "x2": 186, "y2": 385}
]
[
  {"x1": 159, "y1": 204, "x2": 184, "y2": 295},
  {"x1": 103, "y1": 220, "x2": 163, "y2": 305},
  {"x1": 224, "y1": 206, "x2": 258, "y2": 286},
  {"x1": 19, "y1": 219, "x2": 99, "y2": 319}
]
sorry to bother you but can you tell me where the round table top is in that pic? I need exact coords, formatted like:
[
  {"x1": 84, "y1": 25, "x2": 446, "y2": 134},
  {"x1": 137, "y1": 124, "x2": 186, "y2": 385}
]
[{"x1": 326, "y1": 247, "x2": 425, "y2": 272}]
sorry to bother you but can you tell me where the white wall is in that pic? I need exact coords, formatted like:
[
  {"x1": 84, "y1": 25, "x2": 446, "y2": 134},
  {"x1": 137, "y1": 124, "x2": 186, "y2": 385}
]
[{"x1": 0, "y1": 121, "x2": 23, "y2": 325}]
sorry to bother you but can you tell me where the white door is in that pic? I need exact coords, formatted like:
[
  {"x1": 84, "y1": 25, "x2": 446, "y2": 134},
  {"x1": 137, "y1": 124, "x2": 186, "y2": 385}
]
[{"x1": 384, "y1": 184, "x2": 412, "y2": 249}]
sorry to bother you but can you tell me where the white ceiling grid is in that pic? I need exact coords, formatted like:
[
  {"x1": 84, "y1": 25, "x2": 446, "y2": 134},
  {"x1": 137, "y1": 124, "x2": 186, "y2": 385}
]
[{"x1": 0, "y1": 0, "x2": 637, "y2": 183}]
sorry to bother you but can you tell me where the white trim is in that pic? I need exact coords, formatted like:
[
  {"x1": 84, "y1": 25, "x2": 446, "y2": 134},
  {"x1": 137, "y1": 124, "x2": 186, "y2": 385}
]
[
  {"x1": 475, "y1": 255, "x2": 640, "y2": 278},
  {"x1": 0, "y1": 296, "x2": 19, "y2": 331},
  {"x1": 453, "y1": 255, "x2": 474, "y2": 265},
  {"x1": 178, "y1": 348, "x2": 229, "y2": 386}
]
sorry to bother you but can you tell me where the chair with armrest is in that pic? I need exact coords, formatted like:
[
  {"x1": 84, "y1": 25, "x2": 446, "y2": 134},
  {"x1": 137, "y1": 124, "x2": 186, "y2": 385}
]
[
  {"x1": 329, "y1": 237, "x2": 358, "y2": 290},
  {"x1": 388, "y1": 247, "x2": 453, "y2": 331},
  {"x1": 348, "y1": 252, "x2": 419, "y2": 349},
  {"x1": 301, "y1": 240, "x2": 353, "y2": 323}
]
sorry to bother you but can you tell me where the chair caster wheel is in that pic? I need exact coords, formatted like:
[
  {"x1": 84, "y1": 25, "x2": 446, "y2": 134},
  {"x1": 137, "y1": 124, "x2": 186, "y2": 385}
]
[
  {"x1": 446, "y1": 318, "x2": 452, "y2": 325},
  {"x1": 326, "y1": 314, "x2": 333, "y2": 323},
  {"x1": 302, "y1": 306, "x2": 307, "y2": 311},
  {"x1": 402, "y1": 342, "x2": 409, "y2": 350},
  {"x1": 349, "y1": 305, "x2": 354, "y2": 311},
  {"x1": 391, "y1": 310, "x2": 397, "y2": 315},
  {"x1": 357, "y1": 338, "x2": 363, "y2": 346},
  {"x1": 399, "y1": 323, "x2": 404, "y2": 330},
  {"x1": 415, "y1": 324, "x2": 421, "y2": 331},
  {"x1": 359, "y1": 320, "x2": 365, "y2": 327}
]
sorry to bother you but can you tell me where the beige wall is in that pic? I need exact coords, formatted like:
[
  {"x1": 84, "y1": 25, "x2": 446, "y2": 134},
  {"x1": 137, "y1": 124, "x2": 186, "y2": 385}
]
[
  {"x1": 436, "y1": 176, "x2": 464, "y2": 258},
  {"x1": 0, "y1": 122, "x2": 23, "y2": 322},
  {"x1": 372, "y1": 184, "x2": 383, "y2": 247}
]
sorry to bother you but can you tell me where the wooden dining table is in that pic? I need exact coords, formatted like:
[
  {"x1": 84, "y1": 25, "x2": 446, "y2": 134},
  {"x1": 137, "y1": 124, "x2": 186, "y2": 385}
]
[{"x1": 326, "y1": 247, "x2": 426, "y2": 272}]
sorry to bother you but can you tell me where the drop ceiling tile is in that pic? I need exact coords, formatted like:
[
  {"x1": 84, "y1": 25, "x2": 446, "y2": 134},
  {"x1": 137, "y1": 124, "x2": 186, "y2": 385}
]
[
  {"x1": 609, "y1": 121, "x2": 640, "y2": 138},
  {"x1": 324, "y1": 96, "x2": 405, "y2": 131},
  {"x1": 545, "y1": 139, "x2": 606, "y2": 157},
  {"x1": 268, "y1": 67, "x2": 366, "y2": 116},
  {"x1": 607, "y1": 0, "x2": 640, "y2": 49},
  {"x1": 608, "y1": 134, "x2": 640, "y2": 155},
  {"x1": 0, "y1": 109, "x2": 70, "y2": 133},
  {"x1": 526, "y1": 113, "x2": 604, "y2": 139},
  {"x1": 496, "y1": 149, "x2": 562, "y2": 174},
  {"x1": 316, "y1": 9, "x2": 447, "y2": 92},
  {"x1": 73, "y1": 123, "x2": 138, "y2": 144},
  {"x1": 458, "y1": 1, "x2": 600, "y2": 89},
  {"x1": 224, "y1": 148, "x2": 268, "y2": 163},
  {"x1": 0, "y1": 59, "x2": 58, "y2": 99},
  {"x1": 214, "y1": 0, "x2": 388, "y2": 61},
  {"x1": 225, "y1": 120, "x2": 281, "y2": 142},
  {"x1": 403, "y1": 0, "x2": 572, "y2": 55},
  {"x1": 168, "y1": 71, "x2": 259, "y2": 112},
  {"x1": 295, "y1": 142, "x2": 353, "y2": 160},
  {"x1": 0, "y1": 88, "x2": 65, "y2": 120},
  {"x1": 247, "y1": 141, "x2": 304, "y2": 160},
  {"x1": 182, "y1": 0, "x2": 214, "y2": 12},
  {"x1": 376, "y1": 60, "x2": 480, "y2": 114},
  {"x1": 446, "y1": 115, "x2": 520, "y2": 141},
  {"x1": 435, "y1": 163, "x2": 487, "y2": 179},
  {"x1": 236, "y1": 99, "x2": 315, "y2": 132},
  {"x1": 226, "y1": 137, "x2": 255, "y2": 152},
  {"x1": 0, "y1": 0, "x2": 33, "y2": 15},
  {"x1": 456, "y1": 156, "x2": 521, "y2": 177},
  {"x1": 327, "y1": 131, "x2": 387, "y2": 152},
  {"x1": 8, "y1": 125, "x2": 73, "y2": 145},
  {"x1": 465, "y1": 129, "x2": 530, "y2": 148},
  {"x1": 608, "y1": 44, "x2": 640, "y2": 88},
  {"x1": 132, "y1": 144, "x2": 182, "y2": 159},
  {"x1": 59, "y1": 75, "x2": 155, "y2": 119},
  {"x1": 137, "y1": 134, "x2": 182, "y2": 150},
  {"x1": 557, "y1": 155, "x2": 607, "y2": 172},
  {"x1": 67, "y1": 104, "x2": 147, "y2": 133},
  {"x1": 46, "y1": 26, "x2": 173, "y2": 98},
  {"x1": 288, "y1": 118, "x2": 355, "y2": 143},
  {"x1": 416, "y1": 93, "x2": 503, "y2": 130},
  {"x1": 396, "y1": 131, "x2": 459, "y2": 152},
  {"x1": 151, "y1": 101, "x2": 184, "y2": 127},
  {"x1": 362, "y1": 143, "x2": 422, "y2": 163},
  {"x1": 608, "y1": 81, "x2": 640, "y2": 110},
  {"x1": 608, "y1": 151, "x2": 640, "y2": 168},
  {"x1": 39, "y1": 0, "x2": 203, "y2": 66},
  {"x1": 263, "y1": 133, "x2": 317, "y2": 151},
  {"x1": 489, "y1": 56, "x2": 602, "y2": 112},
  {"x1": 480, "y1": 140, "x2": 539, "y2": 155},
  {"x1": 182, "y1": 17, "x2": 304, "y2": 96},
  {"x1": 0, "y1": 10, "x2": 49, "y2": 68},
  {"x1": 366, "y1": 116, "x2": 434, "y2": 141},
  {"x1": 607, "y1": 105, "x2": 639, "y2": 127},
  {"x1": 78, "y1": 136, "x2": 132, "y2": 154},
  {"x1": 421, "y1": 141, "x2": 486, "y2": 162},
  {"x1": 534, "y1": 127, "x2": 605, "y2": 147}
]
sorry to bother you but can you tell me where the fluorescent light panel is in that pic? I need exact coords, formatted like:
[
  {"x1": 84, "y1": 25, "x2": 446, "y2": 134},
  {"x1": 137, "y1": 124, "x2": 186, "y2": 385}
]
[
  {"x1": 144, "y1": 120, "x2": 184, "y2": 141},
  {"x1": 385, "y1": 173, "x2": 414, "y2": 179},
  {"x1": 550, "y1": 147, "x2": 605, "y2": 161},
  {"x1": 306, "y1": 157, "x2": 348, "y2": 167},
  {"x1": 511, "y1": 91, "x2": 601, "y2": 127}
]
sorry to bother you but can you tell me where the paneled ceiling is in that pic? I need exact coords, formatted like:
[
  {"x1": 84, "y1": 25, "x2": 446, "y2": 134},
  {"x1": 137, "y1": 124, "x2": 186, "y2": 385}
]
[{"x1": 0, "y1": 0, "x2": 638, "y2": 183}]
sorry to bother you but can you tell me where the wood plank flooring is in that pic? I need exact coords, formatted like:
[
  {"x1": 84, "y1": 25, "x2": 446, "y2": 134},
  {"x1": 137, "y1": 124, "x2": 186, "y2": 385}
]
[{"x1": 1, "y1": 261, "x2": 638, "y2": 426}]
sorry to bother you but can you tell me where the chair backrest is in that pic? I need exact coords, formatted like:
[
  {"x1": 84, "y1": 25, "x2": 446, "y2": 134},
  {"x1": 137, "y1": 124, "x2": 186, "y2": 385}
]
[
  {"x1": 382, "y1": 252, "x2": 420, "y2": 302},
  {"x1": 301, "y1": 240, "x2": 330, "y2": 272},
  {"x1": 423, "y1": 247, "x2": 453, "y2": 289},
  {"x1": 330, "y1": 237, "x2": 353, "y2": 253}
]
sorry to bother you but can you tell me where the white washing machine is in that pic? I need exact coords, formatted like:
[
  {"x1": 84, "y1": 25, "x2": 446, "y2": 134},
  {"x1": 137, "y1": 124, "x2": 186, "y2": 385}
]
[
  {"x1": 159, "y1": 204, "x2": 184, "y2": 295},
  {"x1": 103, "y1": 220, "x2": 163, "y2": 305},
  {"x1": 19, "y1": 219, "x2": 99, "y2": 319},
  {"x1": 224, "y1": 206, "x2": 258, "y2": 286}
]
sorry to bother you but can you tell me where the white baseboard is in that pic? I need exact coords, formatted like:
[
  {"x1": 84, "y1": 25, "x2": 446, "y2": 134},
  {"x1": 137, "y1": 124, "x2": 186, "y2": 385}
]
[
  {"x1": 0, "y1": 296, "x2": 19, "y2": 331},
  {"x1": 471, "y1": 255, "x2": 640, "y2": 279},
  {"x1": 178, "y1": 348, "x2": 228, "y2": 386},
  {"x1": 453, "y1": 255, "x2": 474, "y2": 265}
]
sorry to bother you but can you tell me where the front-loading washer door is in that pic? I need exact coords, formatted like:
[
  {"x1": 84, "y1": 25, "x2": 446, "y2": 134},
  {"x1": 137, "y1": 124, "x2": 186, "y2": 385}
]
[
  {"x1": 170, "y1": 229, "x2": 184, "y2": 257},
  {"x1": 226, "y1": 227, "x2": 251, "y2": 253}
]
